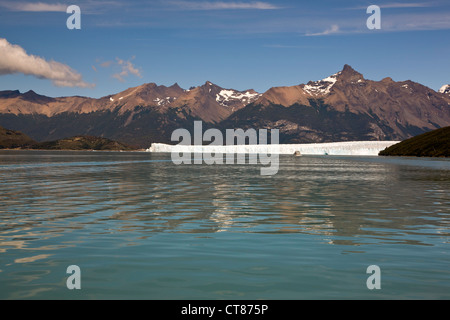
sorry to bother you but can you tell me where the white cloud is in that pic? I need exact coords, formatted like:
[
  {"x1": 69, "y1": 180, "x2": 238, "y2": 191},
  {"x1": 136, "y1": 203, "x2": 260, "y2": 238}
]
[
  {"x1": 0, "y1": 1, "x2": 67, "y2": 12},
  {"x1": 100, "y1": 61, "x2": 113, "y2": 68},
  {"x1": 169, "y1": 1, "x2": 280, "y2": 10},
  {"x1": 348, "y1": 2, "x2": 434, "y2": 10},
  {"x1": 306, "y1": 25, "x2": 340, "y2": 36},
  {"x1": 0, "y1": 38, "x2": 94, "y2": 88},
  {"x1": 111, "y1": 58, "x2": 142, "y2": 82},
  {"x1": 382, "y1": 12, "x2": 450, "y2": 31},
  {"x1": 0, "y1": 1, "x2": 127, "y2": 14},
  {"x1": 379, "y1": 2, "x2": 432, "y2": 8}
]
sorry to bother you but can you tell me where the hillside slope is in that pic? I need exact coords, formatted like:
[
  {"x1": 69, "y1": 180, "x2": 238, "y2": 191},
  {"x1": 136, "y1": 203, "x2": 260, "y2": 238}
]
[
  {"x1": 379, "y1": 126, "x2": 450, "y2": 157},
  {"x1": 0, "y1": 126, "x2": 36, "y2": 149},
  {"x1": 33, "y1": 136, "x2": 138, "y2": 151}
]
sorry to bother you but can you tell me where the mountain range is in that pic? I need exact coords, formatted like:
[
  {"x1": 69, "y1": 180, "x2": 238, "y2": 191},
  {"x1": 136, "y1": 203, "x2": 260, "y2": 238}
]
[{"x1": 0, "y1": 65, "x2": 449, "y2": 148}]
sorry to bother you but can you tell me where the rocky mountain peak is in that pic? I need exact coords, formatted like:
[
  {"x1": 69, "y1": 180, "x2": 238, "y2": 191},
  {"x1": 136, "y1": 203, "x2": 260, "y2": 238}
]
[
  {"x1": 302, "y1": 65, "x2": 364, "y2": 96},
  {"x1": 170, "y1": 83, "x2": 182, "y2": 90},
  {"x1": 337, "y1": 64, "x2": 364, "y2": 82},
  {"x1": 21, "y1": 89, "x2": 54, "y2": 103},
  {"x1": 202, "y1": 81, "x2": 220, "y2": 89},
  {"x1": 23, "y1": 89, "x2": 37, "y2": 97},
  {"x1": 194, "y1": 82, "x2": 261, "y2": 107}
]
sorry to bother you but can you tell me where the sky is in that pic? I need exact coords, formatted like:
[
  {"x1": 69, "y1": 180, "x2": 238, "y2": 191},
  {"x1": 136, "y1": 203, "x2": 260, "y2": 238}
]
[{"x1": 0, "y1": 0, "x2": 449, "y2": 98}]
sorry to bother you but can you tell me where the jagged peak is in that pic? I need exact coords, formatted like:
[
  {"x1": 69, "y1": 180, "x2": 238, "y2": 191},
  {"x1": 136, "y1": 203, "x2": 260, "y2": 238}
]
[
  {"x1": 170, "y1": 83, "x2": 182, "y2": 90},
  {"x1": 202, "y1": 81, "x2": 223, "y2": 89},
  {"x1": 197, "y1": 81, "x2": 223, "y2": 93},
  {"x1": 133, "y1": 82, "x2": 184, "y2": 93},
  {"x1": 19, "y1": 89, "x2": 54, "y2": 103},
  {"x1": 22, "y1": 90, "x2": 49, "y2": 99},
  {"x1": 342, "y1": 64, "x2": 356, "y2": 73},
  {"x1": 337, "y1": 64, "x2": 364, "y2": 81},
  {"x1": 24, "y1": 90, "x2": 37, "y2": 95},
  {"x1": 303, "y1": 65, "x2": 364, "y2": 96}
]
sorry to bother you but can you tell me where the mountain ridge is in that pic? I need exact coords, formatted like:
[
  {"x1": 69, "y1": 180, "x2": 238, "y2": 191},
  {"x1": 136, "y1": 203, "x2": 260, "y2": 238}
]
[{"x1": 1, "y1": 64, "x2": 449, "y2": 147}]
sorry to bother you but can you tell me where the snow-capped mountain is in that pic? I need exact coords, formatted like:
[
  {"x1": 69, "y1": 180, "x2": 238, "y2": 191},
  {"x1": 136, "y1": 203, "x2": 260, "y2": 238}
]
[
  {"x1": 215, "y1": 88, "x2": 260, "y2": 108},
  {"x1": 302, "y1": 72, "x2": 341, "y2": 96},
  {"x1": 255, "y1": 64, "x2": 364, "y2": 106},
  {"x1": 170, "y1": 81, "x2": 261, "y2": 123},
  {"x1": 224, "y1": 65, "x2": 450, "y2": 143},
  {"x1": 0, "y1": 64, "x2": 449, "y2": 147}
]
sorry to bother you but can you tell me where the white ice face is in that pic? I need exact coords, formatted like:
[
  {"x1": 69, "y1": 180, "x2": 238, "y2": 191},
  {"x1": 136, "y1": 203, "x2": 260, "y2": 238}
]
[{"x1": 148, "y1": 140, "x2": 400, "y2": 156}]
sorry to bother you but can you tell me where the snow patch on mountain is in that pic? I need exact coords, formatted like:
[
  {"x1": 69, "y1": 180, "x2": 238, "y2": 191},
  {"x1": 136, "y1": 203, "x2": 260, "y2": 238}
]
[
  {"x1": 153, "y1": 97, "x2": 176, "y2": 106},
  {"x1": 215, "y1": 90, "x2": 261, "y2": 107},
  {"x1": 439, "y1": 84, "x2": 450, "y2": 94},
  {"x1": 303, "y1": 71, "x2": 341, "y2": 96}
]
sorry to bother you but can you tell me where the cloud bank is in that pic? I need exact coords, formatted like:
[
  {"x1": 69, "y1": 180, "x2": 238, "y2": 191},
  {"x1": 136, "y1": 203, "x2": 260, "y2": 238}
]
[
  {"x1": 169, "y1": 1, "x2": 280, "y2": 10},
  {"x1": 113, "y1": 58, "x2": 142, "y2": 82},
  {"x1": 348, "y1": 2, "x2": 433, "y2": 10},
  {"x1": 112, "y1": 58, "x2": 142, "y2": 82},
  {"x1": 306, "y1": 25, "x2": 340, "y2": 36},
  {"x1": 0, "y1": 1, "x2": 67, "y2": 12},
  {"x1": 98, "y1": 57, "x2": 142, "y2": 82},
  {"x1": 0, "y1": 38, "x2": 94, "y2": 88}
]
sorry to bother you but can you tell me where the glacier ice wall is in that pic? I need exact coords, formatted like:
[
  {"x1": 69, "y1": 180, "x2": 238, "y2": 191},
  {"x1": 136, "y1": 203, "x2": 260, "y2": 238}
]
[{"x1": 147, "y1": 141, "x2": 400, "y2": 156}]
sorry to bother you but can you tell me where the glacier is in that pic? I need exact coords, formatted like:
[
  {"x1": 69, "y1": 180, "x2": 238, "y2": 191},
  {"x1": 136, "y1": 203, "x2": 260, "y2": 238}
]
[{"x1": 147, "y1": 141, "x2": 400, "y2": 156}]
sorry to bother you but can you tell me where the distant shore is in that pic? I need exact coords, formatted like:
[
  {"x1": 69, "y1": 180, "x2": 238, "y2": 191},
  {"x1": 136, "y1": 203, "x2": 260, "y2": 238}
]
[{"x1": 0, "y1": 128, "x2": 140, "y2": 151}]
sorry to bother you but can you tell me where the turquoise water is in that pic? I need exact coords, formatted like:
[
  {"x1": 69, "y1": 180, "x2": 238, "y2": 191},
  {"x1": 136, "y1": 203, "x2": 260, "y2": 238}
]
[{"x1": 0, "y1": 150, "x2": 449, "y2": 299}]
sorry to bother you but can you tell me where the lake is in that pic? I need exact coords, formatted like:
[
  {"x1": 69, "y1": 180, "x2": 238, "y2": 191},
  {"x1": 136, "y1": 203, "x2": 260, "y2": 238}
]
[{"x1": 0, "y1": 150, "x2": 449, "y2": 299}]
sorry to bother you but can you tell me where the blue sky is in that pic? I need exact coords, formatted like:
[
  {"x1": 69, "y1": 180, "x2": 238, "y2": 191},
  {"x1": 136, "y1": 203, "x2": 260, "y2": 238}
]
[{"x1": 0, "y1": 0, "x2": 449, "y2": 98}]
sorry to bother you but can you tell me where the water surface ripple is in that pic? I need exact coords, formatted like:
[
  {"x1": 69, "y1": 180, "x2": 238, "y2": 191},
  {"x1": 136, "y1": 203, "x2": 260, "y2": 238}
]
[{"x1": 0, "y1": 151, "x2": 449, "y2": 299}]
